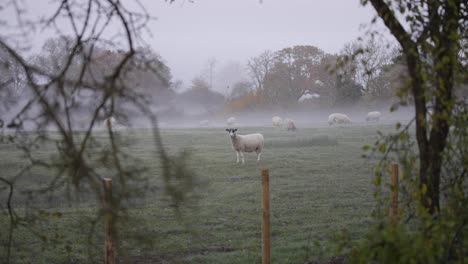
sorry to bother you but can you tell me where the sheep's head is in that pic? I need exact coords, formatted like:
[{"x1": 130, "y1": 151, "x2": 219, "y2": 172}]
[{"x1": 226, "y1": 128, "x2": 238, "y2": 138}]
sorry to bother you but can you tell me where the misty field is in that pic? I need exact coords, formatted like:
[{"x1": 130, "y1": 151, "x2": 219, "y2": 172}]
[{"x1": 0, "y1": 123, "x2": 399, "y2": 263}]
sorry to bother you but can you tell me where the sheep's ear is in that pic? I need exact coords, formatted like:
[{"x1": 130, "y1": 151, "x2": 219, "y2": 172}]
[
  {"x1": 225, "y1": 129, "x2": 230, "y2": 132},
  {"x1": 233, "y1": 128, "x2": 237, "y2": 132}
]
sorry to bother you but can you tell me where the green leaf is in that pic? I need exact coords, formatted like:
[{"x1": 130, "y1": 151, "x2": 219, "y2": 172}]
[
  {"x1": 399, "y1": 132, "x2": 408, "y2": 141},
  {"x1": 421, "y1": 184, "x2": 427, "y2": 194},
  {"x1": 379, "y1": 143, "x2": 387, "y2": 153},
  {"x1": 373, "y1": 176, "x2": 381, "y2": 186}
]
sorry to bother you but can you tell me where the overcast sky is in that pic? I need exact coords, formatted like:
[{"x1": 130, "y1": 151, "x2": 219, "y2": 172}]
[
  {"x1": 146, "y1": 0, "x2": 390, "y2": 86},
  {"x1": 5, "y1": 0, "x2": 392, "y2": 90}
]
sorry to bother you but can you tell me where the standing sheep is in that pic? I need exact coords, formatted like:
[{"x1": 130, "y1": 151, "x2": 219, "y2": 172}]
[
  {"x1": 366, "y1": 111, "x2": 382, "y2": 122},
  {"x1": 104, "y1": 116, "x2": 117, "y2": 130},
  {"x1": 227, "y1": 116, "x2": 236, "y2": 126},
  {"x1": 328, "y1": 113, "x2": 351, "y2": 126},
  {"x1": 286, "y1": 118, "x2": 297, "y2": 132},
  {"x1": 103, "y1": 116, "x2": 125, "y2": 131},
  {"x1": 225, "y1": 128, "x2": 264, "y2": 164},
  {"x1": 272, "y1": 116, "x2": 283, "y2": 127}
]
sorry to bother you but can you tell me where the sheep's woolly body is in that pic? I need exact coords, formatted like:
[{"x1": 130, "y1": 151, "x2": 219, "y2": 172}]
[
  {"x1": 272, "y1": 116, "x2": 282, "y2": 127},
  {"x1": 231, "y1": 133, "x2": 264, "y2": 153},
  {"x1": 104, "y1": 116, "x2": 117, "y2": 129},
  {"x1": 366, "y1": 111, "x2": 381, "y2": 122},
  {"x1": 328, "y1": 113, "x2": 351, "y2": 125},
  {"x1": 286, "y1": 119, "x2": 297, "y2": 131},
  {"x1": 227, "y1": 117, "x2": 236, "y2": 126},
  {"x1": 103, "y1": 116, "x2": 125, "y2": 130},
  {"x1": 226, "y1": 129, "x2": 264, "y2": 164}
]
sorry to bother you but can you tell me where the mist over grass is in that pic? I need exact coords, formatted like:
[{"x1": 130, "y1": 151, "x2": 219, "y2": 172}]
[
  {"x1": 0, "y1": 123, "x2": 406, "y2": 263},
  {"x1": 151, "y1": 104, "x2": 415, "y2": 129}
]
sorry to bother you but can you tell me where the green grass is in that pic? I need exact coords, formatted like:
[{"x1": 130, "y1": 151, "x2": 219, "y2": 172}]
[{"x1": 0, "y1": 124, "x2": 398, "y2": 263}]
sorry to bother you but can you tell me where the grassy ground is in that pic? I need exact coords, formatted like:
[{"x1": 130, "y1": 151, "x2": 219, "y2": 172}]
[{"x1": 0, "y1": 123, "x2": 398, "y2": 263}]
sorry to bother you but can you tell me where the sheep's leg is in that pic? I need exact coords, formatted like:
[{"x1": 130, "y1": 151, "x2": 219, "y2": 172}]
[
  {"x1": 257, "y1": 152, "x2": 261, "y2": 163},
  {"x1": 236, "y1": 151, "x2": 240, "y2": 163},
  {"x1": 240, "y1": 152, "x2": 245, "y2": 164}
]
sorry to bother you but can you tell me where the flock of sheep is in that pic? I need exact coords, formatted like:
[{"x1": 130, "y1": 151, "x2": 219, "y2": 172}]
[
  {"x1": 100, "y1": 111, "x2": 381, "y2": 165},
  {"x1": 99, "y1": 111, "x2": 381, "y2": 130},
  {"x1": 224, "y1": 111, "x2": 382, "y2": 164},
  {"x1": 221, "y1": 111, "x2": 382, "y2": 129},
  {"x1": 327, "y1": 111, "x2": 381, "y2": 125}
]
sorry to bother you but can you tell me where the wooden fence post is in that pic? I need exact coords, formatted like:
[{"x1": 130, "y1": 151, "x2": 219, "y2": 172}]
[
  {"x1": 390, "y1": 163, "x2": 399, "y2": 224},
  {"x1": 261, "y1": 169, "x2": 271, "y2": 264},
  {"x1": 103, "y1": 178, "x2": 115, "y2": 264}
]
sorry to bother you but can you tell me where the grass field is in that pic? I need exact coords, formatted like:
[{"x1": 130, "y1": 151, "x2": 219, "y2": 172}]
[{"x1": 0, "y1": 123, "x2": 399, "y2": 263}]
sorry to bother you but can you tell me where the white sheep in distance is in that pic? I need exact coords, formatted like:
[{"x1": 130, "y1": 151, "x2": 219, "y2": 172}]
[
  {"x1": 104, "y1": 116, "x2": 116, "y2": 130},
  {"x1": 103, "y1": 116, "x2": 125, "y2": 131},
  {"x1": 226, "y1": 128, "x2": 264, "y2": 164},
  {"x1": 227, "y1": 116, "x2": 236, "y2": 126},
  {"x1": 328, "y1": 113, "x2": 352, "y2": 126},
  {"x1": 298, "y1": 90, "x2": 320, "y2": 102},
  {"x1": 286, "y1": 118, "x2": 297, "y2": 132},
  {"x1": 272, "y1": 116, "x2": 283, "y2": 127},
  {"x1": 366, "y1": 111, "x2": 382, "y2": 122}
]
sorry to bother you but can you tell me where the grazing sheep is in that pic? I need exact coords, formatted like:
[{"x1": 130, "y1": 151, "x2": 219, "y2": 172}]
[
  {"x1": 314, "y1": 80, "x2": 325, "y2": 87},
  {"x1": 225, "y1": 128, "x2": 264, "y2": 164},
  {"x1": 103, "y1": 116, "x2": 125, "y2": 130},
  {"x1": 272, "y1": 116, "x2": 283, "y2": 127},
  {"x1": 366, "y1": 111, "x2": 382, "y2": 122},
  {"x1": 298, "y1": 90, "x2": 320, "y2": 102},
  {"x1": 199, "y1": 119, "x2": 210, "y2": 127},
  {"x1": 104, "y1": 116, "x2": 117, "y2": 130},
  {"x1": 328, "y1": 113, "x2": 351, "y2": 126},
  {"x1": 227, "y1": 116, "x2": 236, "y2": 126},
  {"x1": 286, "y1": 119, "x2": 297, "y2": 132}
]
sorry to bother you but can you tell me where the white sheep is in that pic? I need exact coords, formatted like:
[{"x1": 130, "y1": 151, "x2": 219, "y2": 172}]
[
  {"x1": 314, "y1": 80, "x2": 325, "y2": 87},
  {"x1": 227, "y1": 116, "x2": 236, "y2": 126},
  {"x1": 328, "y1": 113, "x2": 352, "y2": 126},
  {"x1": 103, "y1": 116, "x2": 125, "y2": 130},
  {"x1": 366, "y1": 111, "x2": 382, "y2": 122},
  {"x1": 298, "y1": 91, "x2": 320, "y2": 102},
  {"x1": 225, "y1": 128, "x2": 264, "y2": 164},
  {"x1": 272, "y1": 116, "x2": 283, "y2": 127},
  {"x1": 199, "y1": 119, "x2": 210, "y2": 127},
  {"x1": 286, "y1": 118, "x2": 297, "y2": 132},
  {"x1": 104, "y1": 116, "x2": 116, "y2": 129}
]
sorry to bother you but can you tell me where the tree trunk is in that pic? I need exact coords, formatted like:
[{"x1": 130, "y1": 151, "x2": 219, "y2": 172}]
[{"x1": 368, "y1": 0, "x2": 461, "y2": 215}]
